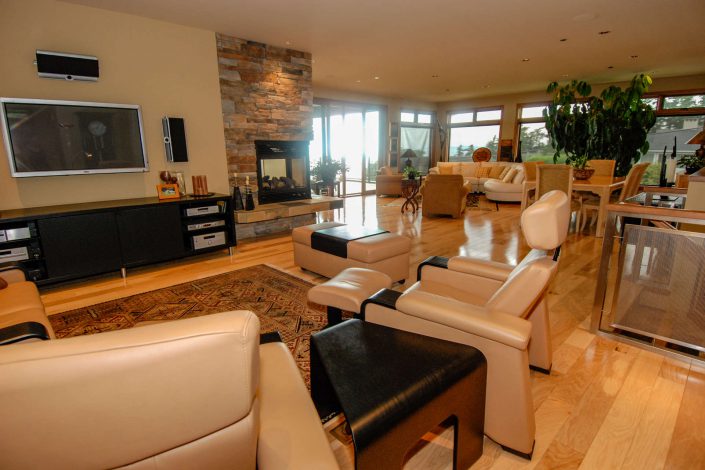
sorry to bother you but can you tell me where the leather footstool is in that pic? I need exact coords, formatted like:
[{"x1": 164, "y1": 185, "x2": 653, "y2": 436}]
[
  {"x1": 311, "y1": 319, "x2": 487, "y2": 470},
  {"x1": 292, "y1": 222, "x2": 411, "y2": 282},
  {"x1": 308, "y1": 268, "x2": 392, "y2": 326}
]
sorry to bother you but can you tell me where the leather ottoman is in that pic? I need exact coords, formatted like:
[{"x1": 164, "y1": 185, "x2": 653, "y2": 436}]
[
  {"x1": 311, "y1": 319, "x2": 487, "y2": 470},
  {"x1": 292, "y1": 222, "x2": 411, "y2": 282}
]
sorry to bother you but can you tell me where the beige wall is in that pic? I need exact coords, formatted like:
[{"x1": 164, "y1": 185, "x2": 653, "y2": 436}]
[{"x1": 0, "y1": 0, "x2": 228, "y2": 210}]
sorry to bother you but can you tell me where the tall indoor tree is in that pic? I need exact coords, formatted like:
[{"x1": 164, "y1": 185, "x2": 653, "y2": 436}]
[{"x1": 544, "y1": 74, "x2": 656, "y2": 177}]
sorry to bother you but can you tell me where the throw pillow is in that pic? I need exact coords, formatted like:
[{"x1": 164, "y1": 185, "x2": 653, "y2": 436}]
[
  {"x1": 476, "y1": 166, "x2": 492, "y2": 178},
  {"x1": 512, "y1": 171, "x2": 526, "y2": 185},
  {"x1": 0, "y1": 277, "x2": 7, "y2": 290},
  {"x1": 499, "y1": 165, "x2": 511, "y2": 179},
  {"x1": 502, "y1": 168, "x2": 518, "y2": 183},
  {"x1": 459, "y1": 163, "x2": 478, "y2": 177},
  {"x1": 489, "y1": 165, "x2": 505, "y2": 179}
]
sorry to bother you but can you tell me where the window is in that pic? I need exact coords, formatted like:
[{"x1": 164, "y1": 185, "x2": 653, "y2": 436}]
[
  {"x1": 447, "y1": 108, "x2": 502, "y2": 162},
  {"x1": 641, "y1": 91, "x2": 705, "y2": 185},
  {"x1": 399, "y1": 110, "x2": 435, "y2": 173},
  {"x1": 516, "y1": 104, "x2": 560, "y2": 163},
  {"x1": 312, "y1": 101, "x2": 384, "y2": 196}
]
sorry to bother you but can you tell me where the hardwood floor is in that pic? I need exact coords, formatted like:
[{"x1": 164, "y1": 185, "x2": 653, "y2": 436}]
[{"x1": 40, "y1": 195, "x2": 704, "y2": 470}]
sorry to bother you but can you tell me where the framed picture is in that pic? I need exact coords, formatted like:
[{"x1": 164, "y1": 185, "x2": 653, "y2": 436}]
[{"x1": 156, "y1": 183, "x2": 180, "y2": 200}]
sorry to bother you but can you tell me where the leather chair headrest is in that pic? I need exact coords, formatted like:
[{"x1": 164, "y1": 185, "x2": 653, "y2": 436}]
[{"x1": 521, "y1": 190, "x2": 570, "y2": 250}]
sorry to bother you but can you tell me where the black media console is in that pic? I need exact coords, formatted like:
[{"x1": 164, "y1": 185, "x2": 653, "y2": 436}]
[{"x1": 0, "y1": 194, "x2": 235, "y2": 285}]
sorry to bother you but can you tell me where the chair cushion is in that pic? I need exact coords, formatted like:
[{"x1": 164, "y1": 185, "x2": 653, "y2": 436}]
[
  {"x1": 308, "y1": 268, "x2": 392, "y2": 312},
  {"x1": 502, "y1": 168, "x2": 518, "y2": 183},
  {"x1": 0, "y1": 281, "x2": 44, "y2": 315}
]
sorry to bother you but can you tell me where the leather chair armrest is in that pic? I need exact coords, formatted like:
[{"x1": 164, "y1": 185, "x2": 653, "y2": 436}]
[
  {"x1": 447, "y1": 256, "x2": 513, "y2": 282},
  {"x1": 0, "y1": 322, "x2": 50, "y2": 346},
  {"x1": 258, "y1": 342, "x2": 339, "y2": 470},
  {"x1": 396, "y1": 289, "x2": 531, "y2": 350},
  {"x1": 0, "y1": 262, "x2": 28, "y2": 284}
]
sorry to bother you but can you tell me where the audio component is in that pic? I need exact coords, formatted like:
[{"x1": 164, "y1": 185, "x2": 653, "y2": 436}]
[
  {"x1": 0, "y1": 246, "x2": 29, "y2": 262},
  {"x1": 36, "y1": 50, "x2": 99, "y2": 81},
  {"x1": 186, "y1": 220, "x2": 225, "y2": 232},
  {"x1": 192, "y1": 232, "x2": 227, "y2": 250},
  {"x1": 162, "y1": 117, "x2": 189, "y2": 162},
  {"x1": 185, "y1": 205, "x2": 219, "y2": 217}
]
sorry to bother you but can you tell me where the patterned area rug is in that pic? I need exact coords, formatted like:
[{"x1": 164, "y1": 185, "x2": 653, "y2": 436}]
[{"x1": 49, "y1": 265, "x2": 326, "y2": 384}]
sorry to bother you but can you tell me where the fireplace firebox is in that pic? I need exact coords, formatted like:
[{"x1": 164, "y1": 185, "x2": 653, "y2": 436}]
[{"x1": 255, "y1": 140, "x2": 311, "y2": 205}]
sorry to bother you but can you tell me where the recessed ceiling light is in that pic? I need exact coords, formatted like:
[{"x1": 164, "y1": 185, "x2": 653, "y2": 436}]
[
  {"x1": 561, "y1": 74, "x2": 569, "y2": 78},
  {"x1": 521, "y1": 58, "x2": 530, "y2": 62},
  {"x1": 285, "y1": 41, "x2": 291, "y2": 45},
  {"x1": 431, "y1": 74, "x2": 440, "y2": 78},
  {"x1": 573, "y1": 13, "x2": 597, "y2": 22},
  {"x1": 445, "y1": 88, "x2": 450, "y2": 92},
  {"x1": 598, "y1": 30, "x2": 611, "y2": 35},
  {"x1": 355, "y1": 79, "x2": 361, "y2": 83},
  {"x1": 607, "y1": 65, "x2": 614, "y2": 69},
  {"x1": 560, "y1": 38, "x2": 568, "y2": 42},
  {"x1": 374, "y1": 76, "x2": 380, "y2": 80},
  {"x1": 630, "y1": 55, "x2": 639, "y2": 59},
  {"x1": 482, "y1": 84, "x2": 491, "y2": 89}
]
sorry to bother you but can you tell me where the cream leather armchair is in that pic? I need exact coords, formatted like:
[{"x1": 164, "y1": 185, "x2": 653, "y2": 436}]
[
  {"x1": 364, "y1": 190, "x2": 570, "y2": 458},
  {"x1": 0, "y1": 311, "x2": 338, "y2": 470}
]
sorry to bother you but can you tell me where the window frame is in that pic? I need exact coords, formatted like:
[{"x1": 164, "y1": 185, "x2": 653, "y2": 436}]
[
  {"x1": 399, "y1": 109, "x2": 436, "y2": 173},
  {"x1": 445, "y1": 106, "x2": 504, "y2": 161}
]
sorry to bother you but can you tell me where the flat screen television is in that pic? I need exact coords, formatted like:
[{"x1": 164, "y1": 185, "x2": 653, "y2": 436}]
[{"x1": 0, "y1": 98, "x2": 148, "y2": 177}]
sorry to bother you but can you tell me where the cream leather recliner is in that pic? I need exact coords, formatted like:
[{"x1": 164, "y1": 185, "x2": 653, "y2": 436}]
[
  {"x1": 0, "y1": 311, "x2": 339, "y2": 470},
  {"x1": 364, "y1": 190, "x2": 570, "y2": 458}
]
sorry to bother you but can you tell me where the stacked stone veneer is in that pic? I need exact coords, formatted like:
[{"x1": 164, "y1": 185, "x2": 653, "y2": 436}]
[{"x1": 216, "y1": 33, "x2": 313, "y2": 188}]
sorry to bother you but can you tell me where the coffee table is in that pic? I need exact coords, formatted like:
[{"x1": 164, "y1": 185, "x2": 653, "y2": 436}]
[{"x1": 310, "y1": 319, "x2": 486, "y2": 470}]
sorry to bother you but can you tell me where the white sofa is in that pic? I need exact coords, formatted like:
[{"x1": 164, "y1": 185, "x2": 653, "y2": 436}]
[{"x1": 429, "y1": 161, "x2": 525, "y2": 202}]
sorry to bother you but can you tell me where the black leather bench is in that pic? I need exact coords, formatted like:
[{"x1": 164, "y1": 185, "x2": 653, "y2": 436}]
[{"x1": 310, "y1": 319, "x2": 487, "y2": 469}]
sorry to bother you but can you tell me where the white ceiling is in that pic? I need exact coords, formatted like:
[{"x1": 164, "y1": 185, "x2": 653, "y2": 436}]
[{"x1": 64, "y1": 0, "x2": 705, "y2": 102}]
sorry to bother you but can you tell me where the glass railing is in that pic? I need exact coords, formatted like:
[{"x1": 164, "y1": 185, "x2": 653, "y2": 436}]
[{"x1": 591, "y1": 188, "x2": 705, "y2": 362}]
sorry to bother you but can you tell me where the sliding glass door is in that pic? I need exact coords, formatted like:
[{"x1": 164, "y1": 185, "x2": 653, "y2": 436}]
[{"x1": 310, "y1": 101, "x2": 383, "y2": 196}]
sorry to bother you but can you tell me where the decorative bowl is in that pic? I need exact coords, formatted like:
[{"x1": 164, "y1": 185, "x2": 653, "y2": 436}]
[{"x1": 573, "y1": 168, "x2": 595, "y2": 180}]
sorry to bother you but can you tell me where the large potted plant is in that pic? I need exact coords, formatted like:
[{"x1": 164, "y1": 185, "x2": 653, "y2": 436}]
[{"x1": 544, "y1": 74, "x2": 656, "y2": 177}]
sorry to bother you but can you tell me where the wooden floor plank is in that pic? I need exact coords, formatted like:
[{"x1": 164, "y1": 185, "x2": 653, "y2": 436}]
[
  {"x1": 664, "y1": 364, "x2": 705, "y2": 470},
  {"x1": 578, "y1": 350, "x2": 665, "y2": 470}
]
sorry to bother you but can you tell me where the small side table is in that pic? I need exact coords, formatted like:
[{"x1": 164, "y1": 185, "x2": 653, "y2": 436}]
[
  {"x1": 311, "y1": 319, "x2": 486, "y2": 470},
  {"x1": 401, "y1": 177, "x2": 422, "y2": 213}
]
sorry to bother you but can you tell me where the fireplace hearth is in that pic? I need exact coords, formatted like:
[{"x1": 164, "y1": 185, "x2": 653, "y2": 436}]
[{"x1": 255, "y1": 140, "x2": 311, "y2": 205}]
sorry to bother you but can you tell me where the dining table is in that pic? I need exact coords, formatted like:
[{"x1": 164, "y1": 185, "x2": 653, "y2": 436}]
[{"x1": 521, "y1": 175, "x2": 625, "y2": 237}]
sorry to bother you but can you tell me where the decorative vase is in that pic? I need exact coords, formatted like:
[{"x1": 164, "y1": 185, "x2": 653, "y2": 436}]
[
  {"x1": 245, "y1": 189, "x2": 255, "y2": 211},
  {"x1": 573, "y1": 168, "x2": 595, "y2": 180}
]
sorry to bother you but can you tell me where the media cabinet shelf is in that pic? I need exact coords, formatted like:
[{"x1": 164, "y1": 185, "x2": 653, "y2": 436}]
[{"x1": 0, "y1": 194, "x2": 235, "y2": 285}]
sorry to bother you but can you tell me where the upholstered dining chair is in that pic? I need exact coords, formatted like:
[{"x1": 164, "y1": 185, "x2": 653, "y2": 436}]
[
  {"x1": 521, "y1": 161, "x2": 544, "y2": 208},
  {"x1": 587, "y1": 158, "x2": 616, "y2": 177},
  {"x1": 536, "y1": 164, "x2": 582, "y2": 231},
  {"x1": 580, "y1": 162, "x2": 651, "y2": 231},
  {"x1": 364, "y1": 190, "x2": 571, "y2": 458}
]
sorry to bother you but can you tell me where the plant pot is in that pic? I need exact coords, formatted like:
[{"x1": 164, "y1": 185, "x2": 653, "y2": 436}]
[{"x1": 573, "y1": 168, "x2": 595, "y2": 180}]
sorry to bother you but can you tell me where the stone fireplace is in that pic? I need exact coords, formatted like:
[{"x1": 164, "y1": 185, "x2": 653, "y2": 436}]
[
  {"x1": 255, "y1": 140, "x2": 311, "y2": 204},
  {"x1": 216, "y1": 33, "x2": 313, "y2": 196}
]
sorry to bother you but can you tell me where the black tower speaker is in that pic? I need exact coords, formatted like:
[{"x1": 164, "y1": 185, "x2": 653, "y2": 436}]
[
  {"x1": 162, "y1": 117, "x2": 189, "y2": 163},
  {"x1": 35, "y1": 50, "x2": 99, "y2": 81}
]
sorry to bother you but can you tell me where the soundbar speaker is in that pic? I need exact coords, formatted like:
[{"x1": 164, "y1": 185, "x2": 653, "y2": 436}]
[
  {"x1": 162, "y1": 117, "x2": 189, "y2": 162},
  {"x1": 35, "y1": 50, "x2": 99, "y2": 81}
]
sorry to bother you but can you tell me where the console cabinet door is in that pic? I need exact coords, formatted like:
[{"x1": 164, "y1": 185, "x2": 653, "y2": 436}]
[
  {"x1": 116, "y1": 205, "x2": 185, "y2": 266},
  {"x1": 38, "y1": 212, "x2": 121, "y2": 281}
]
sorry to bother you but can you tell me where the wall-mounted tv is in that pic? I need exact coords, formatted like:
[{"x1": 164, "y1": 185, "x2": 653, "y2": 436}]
[{"x1": 0, "y1": 98, "x2": 148, "y2": 177}]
